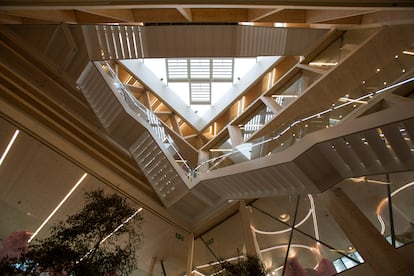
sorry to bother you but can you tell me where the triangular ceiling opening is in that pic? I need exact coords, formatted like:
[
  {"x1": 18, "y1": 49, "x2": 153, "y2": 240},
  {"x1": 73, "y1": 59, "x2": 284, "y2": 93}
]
[{"x1": 120, "y1": 56, "x2": 280, "y2": 132}]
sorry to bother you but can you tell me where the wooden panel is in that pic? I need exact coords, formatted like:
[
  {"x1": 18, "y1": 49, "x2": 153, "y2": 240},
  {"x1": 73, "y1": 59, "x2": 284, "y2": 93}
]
[
  {"x1": 133, "y1": 8, "x2": 185, "y2": 22},
  {"x1": 192, "y1": 8, "x2": 248, "y2": 22}
]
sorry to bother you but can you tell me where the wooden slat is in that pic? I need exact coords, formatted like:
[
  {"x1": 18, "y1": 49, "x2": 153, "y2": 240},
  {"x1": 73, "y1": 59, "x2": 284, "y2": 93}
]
[{"x1": 80, "y1": 9, "x2": 135, "y2": 22}]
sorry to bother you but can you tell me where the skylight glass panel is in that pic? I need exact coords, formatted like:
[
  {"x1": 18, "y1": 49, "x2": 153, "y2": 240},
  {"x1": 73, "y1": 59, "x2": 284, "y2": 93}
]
[
  {"x1": 212, "y1": 59, "x2": 233, "y2": 81},
  {"x1": 166, "y1": 59, "x2": 188, "y2": 81},
  {"x1": 190, "y1": 82, "x2": 211, "y2": 105},
  {"x1": 190, "y1": 59, "x2": 210, "y2": 79}
]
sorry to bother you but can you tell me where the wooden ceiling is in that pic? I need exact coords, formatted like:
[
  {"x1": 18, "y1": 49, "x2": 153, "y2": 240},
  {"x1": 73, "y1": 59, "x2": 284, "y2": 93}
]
[{"x1": 0, "y1": 1, "x2": 413, "y2": 26}]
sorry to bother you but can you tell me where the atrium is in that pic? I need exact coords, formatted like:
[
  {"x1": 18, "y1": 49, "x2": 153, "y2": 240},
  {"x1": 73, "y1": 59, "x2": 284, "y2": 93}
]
[{"x1": 1, "y1": 1, "x2": 414, "y2": 275}]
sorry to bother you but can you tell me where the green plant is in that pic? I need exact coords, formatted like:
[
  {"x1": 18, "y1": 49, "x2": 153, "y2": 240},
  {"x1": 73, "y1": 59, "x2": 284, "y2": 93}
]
[
  {"x1": 1, "y1": 189, "x2": 143, "y2": 275},
  {"x1": 217, "y1": 255, "x2": 266, "y2": 276}
]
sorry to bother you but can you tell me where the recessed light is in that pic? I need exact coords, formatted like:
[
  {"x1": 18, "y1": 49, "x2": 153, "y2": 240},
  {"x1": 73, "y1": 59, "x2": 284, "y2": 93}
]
[{"x1": 279, "y1": 213, "x2": 290, "y2": 222}]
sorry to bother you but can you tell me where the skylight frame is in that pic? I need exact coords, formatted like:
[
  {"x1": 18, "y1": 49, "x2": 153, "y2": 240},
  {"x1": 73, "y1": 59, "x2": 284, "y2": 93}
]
[{"x1": 166, "y1": 58, "x2": 235, "y2": 106}]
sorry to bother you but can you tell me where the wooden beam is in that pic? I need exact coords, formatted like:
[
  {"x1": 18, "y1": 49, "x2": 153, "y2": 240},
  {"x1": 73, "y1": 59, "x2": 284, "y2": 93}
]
[
  {"x1": 256, "y1": 9, "x2": 305, "y2": 23},
  {"x1": 361, "y1": 10, "x2": 414, "y2": 25},
  {"x1": 176, "y1": 7, "x2": 192, "y2": 22},
  {"x1": 133, "y1": 8, "x2": 186, "y2": 23},
  {"x1": 1, "y1": 1, "x2": 412, "y2": 9},
  {"x1": 0, "y1": 13, "x2": 23, "y2": 24},
  {"x1": 306, "y1": 9, "x2": 374, "y2": 23},
  {"x1": 171, "y1": 114, "x2": 183, "y2": 136},
  {"x1": 260, "y1": 96, "x2": 282, "y2": 114},
  {"x1": 228, "y1": 125, "x2": 244, "y2": 146},
  {"x1": 143, "y1": 91, "x2": 152, "y2": 110},
  {"x1": 248, "y1": 8, "x2": 280, "y2": 21},
  {"x1": 80, "y1": 9, "x2": 135, "y2": 22},
  {"x1": 191, "y1": 8, "x2": 248, "y2": 22},
  {"x1": 296, "y1": 63, "x2": 328, "y2": 75},
  {"x1": 75, "y1": 10, "x2": 122, "y2": 23},
  {"x1": 0, "y1": 9, "x2": 78, "y2": 23}
]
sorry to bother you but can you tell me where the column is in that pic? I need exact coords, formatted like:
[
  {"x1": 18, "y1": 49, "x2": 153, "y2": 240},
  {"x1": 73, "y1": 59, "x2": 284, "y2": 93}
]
[
  {"x1": 148, "y1": 257, "x2": 157, "y2": 276},
  {"x1": 321, "y1": 187, "x2": 414, "y2": 276},
  {"x1": 239, "y1": 200, "x2": 260, "y2": 256},
  {"x1": 186, "y1": 232, "x2": 195, "y2": 276}
]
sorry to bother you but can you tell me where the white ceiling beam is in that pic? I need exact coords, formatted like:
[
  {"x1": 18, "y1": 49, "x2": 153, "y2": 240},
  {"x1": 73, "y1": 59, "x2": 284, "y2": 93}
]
[
  {"x1": 176, "y1": 7, "x2": 192, "y2": 21},
  {"x1": 247, "y1": 8, "x2": 281, "y2": 21}
]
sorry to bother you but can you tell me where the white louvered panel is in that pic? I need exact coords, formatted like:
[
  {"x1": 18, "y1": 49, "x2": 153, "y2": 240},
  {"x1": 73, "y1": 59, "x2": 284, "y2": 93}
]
[
  {"x1": 138, "y1": 145, "x2": 160, "y2": 166},
  {"x1": 318, "y1": 142, "x2": 351, "y2": 177},
  {"x1": 237, "y1": 26, "x2": 287, "y2": 57},
  {"x1": 346, "y1": 134, "x2": 381, "y2": 170},
  {"x1": 142, "y1": 150, "x2": 164, "y2": 169},
  {"x1": 363, "y1": 129, "x2": 396, "y2": 166},
  {"x1": 403, "y1": 119, "x2": 414, "y2": 145},
  {"x1": 330, "y1": 138, "x2": 365, "y2": 174},
  {"x1": 268, "y1": 167, "x2": 291, "y2": 192},
  {"x1": 381, "y1": 125, "x2": 413, "y2": 162},
  {"x1": 130, "y1": 136, "x2": 152, "y2": 158},
  {"x1": 148, "y1": 163, "x2": 168, "y2": 179}
]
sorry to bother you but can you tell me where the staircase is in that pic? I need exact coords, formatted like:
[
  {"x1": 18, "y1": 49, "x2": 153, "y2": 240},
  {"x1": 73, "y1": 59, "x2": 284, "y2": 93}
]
[
  {"x1": 77, "y1": 62, "x2": 190, "y2": 207},
  {"x1": 76, "y1": 60, "x2": 414, "y2": 225},
  {"x1": 196, "y1": 100, "x2": 414, "y2": 199}
]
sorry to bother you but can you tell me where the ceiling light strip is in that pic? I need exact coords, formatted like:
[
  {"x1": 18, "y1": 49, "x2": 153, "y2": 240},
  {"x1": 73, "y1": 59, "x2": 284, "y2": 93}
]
[
  {"x1": 28, "y1": 173, "x2": 88, "y2": 243},
  {"x1": 100, "y1": 207, "x2": 143, "y2": 244},
  {"x1": 0, "y1": 129, "x2": 19, "y2": 166}
]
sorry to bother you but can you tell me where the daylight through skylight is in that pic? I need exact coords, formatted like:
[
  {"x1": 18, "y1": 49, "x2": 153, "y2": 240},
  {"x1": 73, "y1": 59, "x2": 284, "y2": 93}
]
[{"x1": 143, "y1": 57, "x2": 257, "y2": 115}]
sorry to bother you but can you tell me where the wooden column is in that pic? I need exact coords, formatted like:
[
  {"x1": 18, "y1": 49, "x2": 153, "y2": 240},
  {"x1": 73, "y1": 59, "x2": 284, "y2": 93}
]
[
  {"x1": 148, "y1": 257, "x2": 157, "y2": 276},
  {"x1": 321, "y1": 187, "x2": 413, "y2": 276},
  {"x1": 186, "y1": 232, "x2": 195, "y2": 276},
  {"x1": 239, "y1": 200, "x2": 260, "y2": 256}
]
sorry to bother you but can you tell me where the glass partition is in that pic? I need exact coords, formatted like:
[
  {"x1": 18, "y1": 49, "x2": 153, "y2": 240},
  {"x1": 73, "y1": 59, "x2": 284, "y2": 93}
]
[
  {"x1": 272, "y1": 70, "x2": 321, "y2": 108},
  {"x1": 0, "y1": 117, "x2": 190, "y2": 275},
  {"x1": 340, "y1": 171, "x2": 414, "y2": 249},
  {"x1": 193, "y1": 213, "x2": 244, "y2": 275},
  {"x1": 308, "y1": 28, "x2": 377, "y2": 69}
]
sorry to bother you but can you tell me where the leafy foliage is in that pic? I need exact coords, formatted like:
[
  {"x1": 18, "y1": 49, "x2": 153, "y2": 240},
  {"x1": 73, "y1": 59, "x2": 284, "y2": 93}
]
[
  {"x1": 217, "y1": 255, "x2": 266, "y2": 276},
  {"x1": 1, "y1": 189, "x2": 143, "y2": 275}
]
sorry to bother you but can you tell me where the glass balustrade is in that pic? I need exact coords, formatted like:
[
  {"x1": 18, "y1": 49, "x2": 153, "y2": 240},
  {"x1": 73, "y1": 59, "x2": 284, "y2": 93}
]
[{"x1": 98, "y1": 61, "x2": 192, "y2": 175}]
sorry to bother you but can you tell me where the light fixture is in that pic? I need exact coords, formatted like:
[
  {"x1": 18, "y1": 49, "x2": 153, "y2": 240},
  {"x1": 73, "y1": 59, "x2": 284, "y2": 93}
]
[
  {"x1": 209, "y1": 148, "x2": 233, "y2": 152},
  {"x1": 402, "y1": 50, "x2": 414, "y2": 56},
  {"x1": 0, "y1": 129, "x2": 20, "y2": 166},
  {"x1": 28, "y1": 173, "x2": 88, "y2": 243},
  {"x1": 309, "y1": 61, "x2": 338, "y2": 66},
  {"x1": 347, "y1": 245, "x2": 356, "y2": 253},
  {"x1": 279, "y1": 213, "x2": 290, "y2": 222}
]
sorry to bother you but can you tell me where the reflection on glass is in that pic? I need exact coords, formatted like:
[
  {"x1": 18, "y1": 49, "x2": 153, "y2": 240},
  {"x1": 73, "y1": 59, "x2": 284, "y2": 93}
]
[
  {"x1": 340, "y1": 171, "x2": 414, "y2": 249},
  {"x1": 193, "y1": 213, "x2": 244, "y2": 275}
]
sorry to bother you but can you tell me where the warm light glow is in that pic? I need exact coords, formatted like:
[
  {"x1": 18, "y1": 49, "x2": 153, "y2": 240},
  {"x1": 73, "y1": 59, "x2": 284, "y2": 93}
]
[
  {"x1": 28, "y1": 173, "x2": 88, "y2": 243},
  {"x1": 279, "y1": 213, "x2": 290, "y2": 222},
  {"x1": 376, "y1": 181, "x2": 414, "y2": 235},
  {"x1": 0, "y1": 129, "x2": 19, "y2": 166},
  {"x1": 271, "y1": 94, "x2": 298, "y2": 98},
  {"x1": 309, "y1": 61, "x2": 338, "y2": 66},
  {"x1": 338, "y1": 97, "x2": 367, "y2": 104},
  {"x1": 209, "y1": 148, "x2": 233, "y2": 152},
  {"x1": 402, "y1": 50, "x2": 414, "y2": 56}
]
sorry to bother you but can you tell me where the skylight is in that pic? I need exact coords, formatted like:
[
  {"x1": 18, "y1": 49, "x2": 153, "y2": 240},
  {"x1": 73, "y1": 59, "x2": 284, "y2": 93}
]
[{"x1": 143, "y1": 57, "x2": 257, "y2": 115}]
